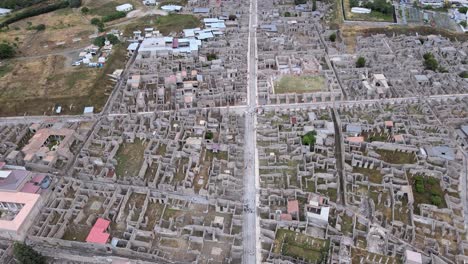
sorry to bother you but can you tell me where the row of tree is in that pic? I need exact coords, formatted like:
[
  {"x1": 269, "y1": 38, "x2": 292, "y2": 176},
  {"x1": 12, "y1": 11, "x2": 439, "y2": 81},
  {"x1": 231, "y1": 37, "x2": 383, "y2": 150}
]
[{"x1": 0, "y1": 0, "x2": 81, "y2": 28}]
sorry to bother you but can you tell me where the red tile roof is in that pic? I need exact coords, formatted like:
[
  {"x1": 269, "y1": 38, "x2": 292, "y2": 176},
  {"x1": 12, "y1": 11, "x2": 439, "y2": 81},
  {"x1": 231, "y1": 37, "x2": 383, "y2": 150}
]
[
  {"x1": 86, "y1": 218, "x2": 110, "y2": 244},
  {"x1": 280, "y1": 214, "x2": 292, "y2": 221},
  {"x1": 287, "y1": 200, "x2": 299, "y2": 214}
]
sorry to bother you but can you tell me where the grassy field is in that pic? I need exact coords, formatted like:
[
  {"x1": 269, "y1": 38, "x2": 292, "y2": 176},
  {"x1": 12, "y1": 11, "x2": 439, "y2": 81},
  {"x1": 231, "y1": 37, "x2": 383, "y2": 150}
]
[
  {"x1": 342, "y1": 0, "x2": 394, "y2": 22},
  {"x1": 409, "y1": 174, "x2": 447, "y2": 214},
  {"x1": 274, "y1": 75, "x2": 325, "y2": 94},
  {"x1": 123, "y1": 14, "x2": 201, "y2": 36},
  {"x1": 375, "y1": 149, "x2": 416, "y2": 164},
  {"x1": 273, "y1": 229, "x2": 329, "y2": 263},
  {"x1": 115, "y1": 139, "x2": 147, "y2": 178},
  {"x1": 0, "y1": 8, "x2": 95, "y2": 57},
  {"x1": 0, "y1": 43, "x2": 127, "y2": 116}
]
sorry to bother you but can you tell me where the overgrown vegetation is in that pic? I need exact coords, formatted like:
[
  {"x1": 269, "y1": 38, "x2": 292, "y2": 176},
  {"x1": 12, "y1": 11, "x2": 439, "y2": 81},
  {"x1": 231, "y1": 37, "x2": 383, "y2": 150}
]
[
  {"x1": 356, "y1": 56, "x2": 366, "y2": 68},
  {"x1": 13, "y1": 242, "x2": 46, "y2": 264},
  {"x1": 302, "y1": 131, "x2": 317, "y2": 146},
  {"x1": 274, "y1": 229, "x2": 329, "y2": 263},
  {"x1": 350, "y1": 0, "x2": 393, "y2": 14},
  {"x1": 423, "y1": 52, "x2": 439, "y2": 71},
  {"x1": 411, "y1": 174, "x2": 447, "y2": 212},
  {"x1": 0, "y1": 42, "x2": 14, "y2": 59},
  {"x1": 207, "y1": 53, "x2": 218, "y2": 61},
  {"x1": 205, "y1": 131, "x2": 214, "y2": 140}
]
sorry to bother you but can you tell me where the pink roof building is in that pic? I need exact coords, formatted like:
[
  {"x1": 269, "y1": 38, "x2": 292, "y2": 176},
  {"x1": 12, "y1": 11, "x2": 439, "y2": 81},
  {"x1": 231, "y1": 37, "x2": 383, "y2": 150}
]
[
  {"x1": 385, "y1": 121, "x2": 394, "y2": 128},
  {"x1": 346, "y1": 136, "x2": 364, "y2": 143},
  {"x1": 0, "y1": 191, "x2": 41, "y2": 240},
  {"x1": 287, "y1": 200, "x2": 299, "y2": 214},
  {"x1": 86, "y1": 218, "x2": 111, "y2": 244},
  {"x1": 280, "y1": 214, "x2": 292, "y2": 221}
]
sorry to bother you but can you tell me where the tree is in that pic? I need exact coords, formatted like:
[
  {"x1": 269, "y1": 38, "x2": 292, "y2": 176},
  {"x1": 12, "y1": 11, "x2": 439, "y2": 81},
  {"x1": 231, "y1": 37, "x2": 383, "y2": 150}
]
[
  {"x1": 356, "y1": 57, "x2": 366, "y2": 68},
  {"x1": 106, "y1": 34, "x2": 119, "y2": 44},
  {"x1": 13, "y1": 242, "x2": 46, "y2": 264},
  {"x1": 423, "y1": 53, "x2": 438, "y2": 71},
  {"x1": 81, "y1": 6, "x2": 89, "y2": 14},
  {"x1": 458, "y1": 7, "x2": 468, "y2": 13},
  {"x1": 460, "y1": 21, "x2": 467, "y2": 28},
  {"x1": 228, "y1": 14, "x2": 236, "y2": 20},
  {"x1": 284, "y1": 11, "x2": 291, "y2": 17},
  {"x1": 329, "y1": 33, "x2": 336, "y2": 42},
  {"x1": 93, "y1": 36, "x2": 105, "y2": 47},
  {"x1": 205, "y1": 131, "x2": 213, "y2": 140},
  {"x1": 459, "y1": 71, "x2": 468, "y2": 78},
  {"x1": 207, "y1": 53, "x2": 218, "y2": 61},
  {"x1": 302, "y1": 131, "x2": 317, "y2": 146},
  {"x1": 90, "y1": 17, "x2": 101, "y2": 25},
  {"x1": 431, "y1": 195, "x2": 442, "y2": 206},
  {"x1": 0, "y1": 43, "x2": 14, "y2": 59},
  {"x1": 312, "y1": 0, "x2": 317, "y2": 11}
]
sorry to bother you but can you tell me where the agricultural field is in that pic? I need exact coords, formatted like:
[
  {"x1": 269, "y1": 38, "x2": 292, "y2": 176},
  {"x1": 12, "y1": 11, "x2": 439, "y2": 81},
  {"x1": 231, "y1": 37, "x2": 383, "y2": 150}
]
[
  {"x1": 342, "y1": 0, "x2": 394, "y2": 22},
  {"x1": 0, "y1": 43, "x2": 127, "y2": 116},
  {"x1": 122, "y1": 14, "x2": 201, "y2": 36},
  {"x1": 274, "y1": 75, "x2": 325, "y2": 94},
  {"x1": 0, "y1": 7, "x2": 94, "y2": 57}
]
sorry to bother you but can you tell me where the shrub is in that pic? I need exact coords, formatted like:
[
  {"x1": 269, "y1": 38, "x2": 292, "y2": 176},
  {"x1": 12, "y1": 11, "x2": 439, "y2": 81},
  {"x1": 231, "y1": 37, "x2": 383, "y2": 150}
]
[
  {"x1": 302, "y1": 131, "x2": 317, "y2": 146},
  {"x1": 356, "y1": 57, "x2": 366, "y2": 68},
  {"x1": 427, "y1": 177, "x2": 437, "y2": 186},
  {"x1": 102, "y1": 11, "x2": 126, "y2": 22},
  {"x1": 431, "y1": 195, "x2": 442, "y2": 206},
  {"x1": 207, "y1": 53, "x2": 218, "y2": 61},
  {"x1": 329, "y1": 33, "x2": 336, "y2": 42},
  {"x1": 460, "y1": 21, "x2": 467, "y2": 28},
  {"x1": 106, "y1": 34, "x2": 119, "y2": 44},
  {"x1": 205, "y1": 131, "x2": 214, "y2": 140},
  {"x1": 93, "y1": 36, "x2": 105, "y2": 47},
  {"x1": 81, "y1": 6, "x2": 89, "y2": 13},
  {"x1": 424, "y1": 57, "x2": 438, "y2": 71},
  {"x1": 35, "y1": 23, "x2": 45, "y2": 31},
  {"x1": 90, "y1": 17, "x2": 100, "y2": 25},
  {"x1": 458, "y1": 7, "x2": 468, "y2": 13},
  {"x1": 0, "y1": 43, "x2": 15, "y2": 59}
]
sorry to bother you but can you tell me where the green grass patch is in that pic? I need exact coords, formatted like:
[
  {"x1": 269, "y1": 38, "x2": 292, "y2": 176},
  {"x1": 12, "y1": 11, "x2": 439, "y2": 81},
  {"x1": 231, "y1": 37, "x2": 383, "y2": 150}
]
[
  {"x1": 343, "y1": 0, "x2": 394, "y2": 22},
  {"x1": 115, "y1": 139, "x2": 147, "y2": 178},
  {"x1": 275, "y1": 75, "x2": 325, "y2": 94},
  {"x1": 122, "y1": 14, "x2": 201, "y2": 36},
  {"x1": 375, "y1": 149, "x2": 416, "y2": 164},
  {"x1": 274, "y1": 229, "x2": 329, "y2": 263},
  {"x1": 155, "y1": 14, "x2": 201, "y2": 35},
  {"x1": 410, "y1": 174, "x2": 447, "y2": 214}
]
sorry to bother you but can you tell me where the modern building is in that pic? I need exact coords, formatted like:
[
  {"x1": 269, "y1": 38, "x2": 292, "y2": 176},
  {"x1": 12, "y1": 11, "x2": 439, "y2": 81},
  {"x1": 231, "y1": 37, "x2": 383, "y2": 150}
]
[
  {"x1": 115, "y1": 3, "x2": 133, "y2": 12},
  {"x1": 0, "y1": 8, "x2": 11, "y2": 16}
]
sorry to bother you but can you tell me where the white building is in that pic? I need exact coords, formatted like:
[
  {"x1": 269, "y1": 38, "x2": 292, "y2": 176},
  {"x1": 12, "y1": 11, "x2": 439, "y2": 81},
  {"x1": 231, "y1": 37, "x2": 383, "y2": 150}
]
[
  {"x1": 0, "y1": 8, "x2": 11, "y2": 16},
  {"x1": 116, "y1": 3, "x2": 134, "y2": 12}
]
